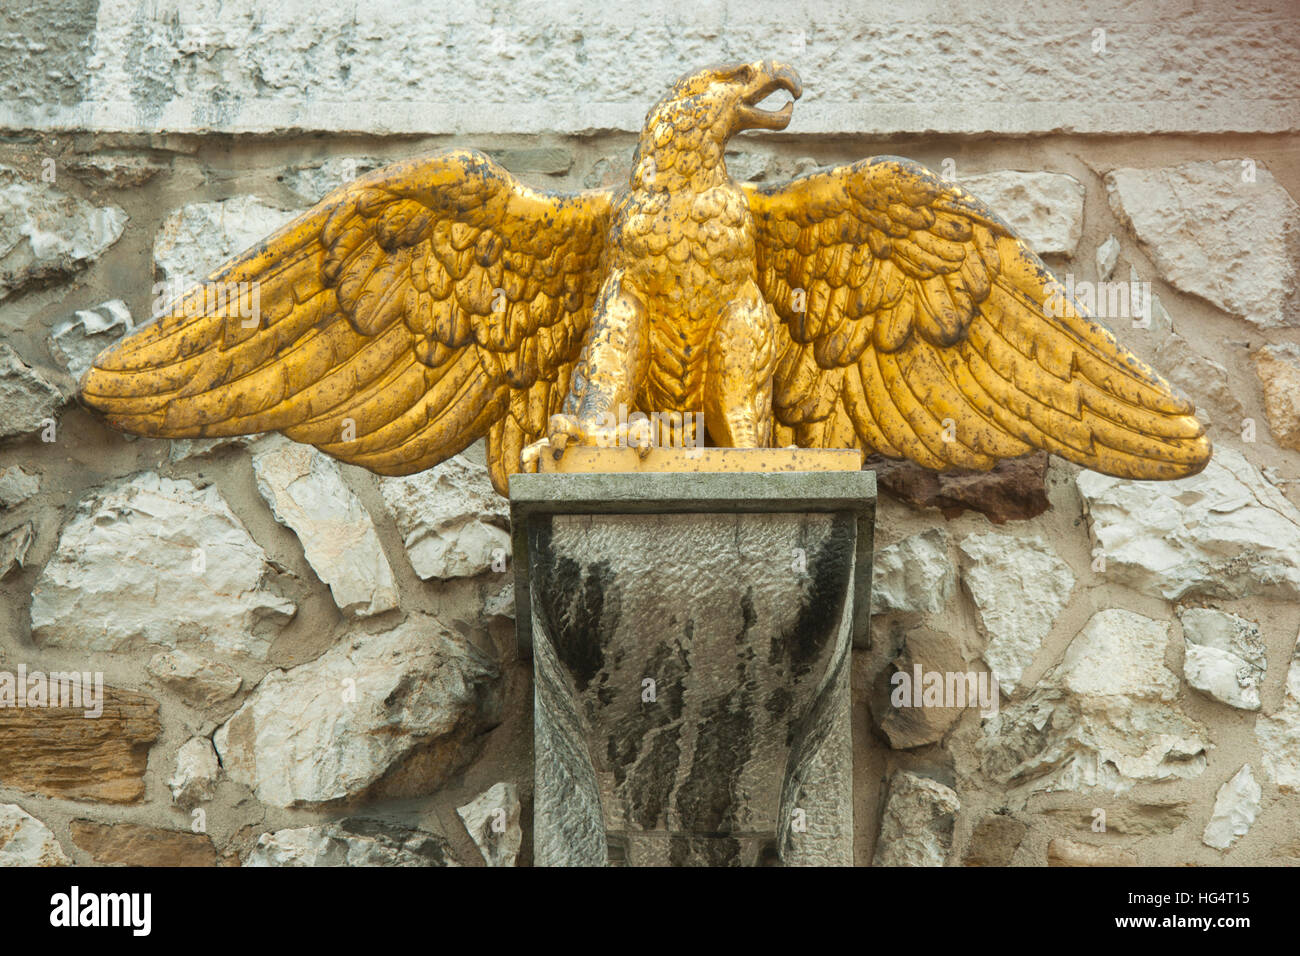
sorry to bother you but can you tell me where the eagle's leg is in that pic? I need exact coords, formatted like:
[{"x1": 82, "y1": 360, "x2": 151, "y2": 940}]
[
  {"x1": 523, "y1": 270, "x2": 652, "y2": 467},
  {"x1": 703, "y1": 282, "x2": 778, "y2": 447}
]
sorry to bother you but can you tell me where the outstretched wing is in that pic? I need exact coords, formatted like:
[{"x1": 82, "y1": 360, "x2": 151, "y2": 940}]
[
  {"x1": 744, "y1": 157, "x2": 1211, "y2": 480},
  {"x1": 81, "y1": 149, "x2": 611, "y2": 493}
]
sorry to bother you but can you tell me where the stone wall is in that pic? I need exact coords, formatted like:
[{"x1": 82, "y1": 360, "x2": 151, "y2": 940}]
[{"x1": 0, "y1": 0, "x2": 1297, "y2": 866}]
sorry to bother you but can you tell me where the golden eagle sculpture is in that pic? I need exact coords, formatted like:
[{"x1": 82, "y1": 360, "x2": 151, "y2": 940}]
[{"x1": 80, "y1": 60, "x2": 1211, "y2": 494}]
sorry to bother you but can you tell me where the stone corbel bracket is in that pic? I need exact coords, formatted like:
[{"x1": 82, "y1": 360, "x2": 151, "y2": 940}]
[
  {"x1": 510, "y1": 469, "x2": 875, "y2": 866},
  {"x1": 509, "y1": 470, "x2": 877, "y2": 657}
]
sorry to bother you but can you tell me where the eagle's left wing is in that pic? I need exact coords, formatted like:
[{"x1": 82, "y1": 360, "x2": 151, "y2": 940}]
[
  {"x1": 81, "y1": 150, "x2": 612, "y2": 494},
  {"x1": 744, "y1": 157, "x2": 1211, "y2": 480}
]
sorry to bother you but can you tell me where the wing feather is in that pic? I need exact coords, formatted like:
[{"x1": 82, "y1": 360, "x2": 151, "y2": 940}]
[
  {"x1": 746, "y1": 156, "x2": 1211, "y2": 479},
  {"x1": 81, "y1": 149, "x2": 611, "y2": 491}
]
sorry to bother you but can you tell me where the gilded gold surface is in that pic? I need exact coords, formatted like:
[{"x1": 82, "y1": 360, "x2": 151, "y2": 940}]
[
  {"x1": 80, "y1": 60, "x2": 1211, "y2": 495},
  {"x1": 537, "y1": 446, "x2": 864, "y2": 474}
]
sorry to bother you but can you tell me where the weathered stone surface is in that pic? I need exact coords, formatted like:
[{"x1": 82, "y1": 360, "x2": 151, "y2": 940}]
[
  {"x1": 0, "y1": 0, "x2": 100, "y2": 119},
  {"x1": 581, "y1": 153, "x2": 629, "y2": 191},
  {"x1": 0, "y1": 804, "x2": 71, "y2": 866},
  {"x1": 871, "y1": 528, "x2": 954, "y2": 615},
  {"x1": 31, "y1": 472, "x2": 296, "y2": 659},
  {"x1": 0, "y1": 528, "x2": 30, "y2": 569},
  {"x1": 963, "y1": 814, "x2": 1026, "y2": 866},
  {"x1": 1272, "y1": 840, "x2": 1300, "y2": 866},
  {"x1": 250, "y1": 436, "x2": 398, "y2": 617},
  {"x1": 69, "y1": 820, "x2": 219, "y2": 867},
  {"x1": 722, "y1": 150, "x2": 822, "y2": 186},
  {"x1": 213, "y1": 613, "x2": 500, "y2": 808},
  {"x1": 871, "y1": 771, "x2": 959, "y2": 867},
  {"x1": 483, "y1": 582, "x2": 515, "y2": 621},
  {"x1": 1047, "y1": 838, "x2": 1137, "y2": 867},
  {"x1": 1095, "y1": 235, "x2": 1120, "y2": 281},
  {"x1": 153, "y1": 195, "x2": 295, "y2": 287},
  {"x1": 871, "y1": 453, "x2": 1049, "y2": 524},
  {"x1": 0, "y1": 686, "x2": 160, "y2": 803},
  {"x1": 1079, "y1": 448, "x2": 1300, "y2": 601},
  {"x1": 457, "y1": 782, "x2": 522, "y2": 867},
  {"x1": 1254, "y1": 342, "x2": 1300, "y2": 451},
  {"x1": 47, "y1": 298, "x2": 133, "y2": 383},
  {"x1": 1154, "y1": 332, "x2": 1245, "y2": 424},
  {"x1": 960, "y1": 170, "x2": 1084, "y2": 256},
  {"x1": 1144, "y1": 280, "x2": 1175, "y2": 335},
  {"x1": 169, "y1": 737, "x2": 220, "y2": 808},
  {"x1": 0, "y1": 522, "x2": 33, "y2": 578},
  {"x1": 1043, "y1": 802, "x2": 1188, "y2": 836},
  {"x1": 146, "y1": 648, "x2": 242, "y2": 707},
  {"x1": 1061, "y1": 610, "x2": 1179, "y2": 698},
  {"x1": 12, "y1": 2, "x2": 1294, "y2": 136},
  {"x1": 958, "y1": 532, "x2": 1075, "y2": 693},
  {"x1": 879, "y1": 628, "x2": 982, "y2": 750},
  {"x1": 981, "y1": 609, "x2": 1209, "y2": 793},
  {"x1": 1257, "y1": 633, "x2": 1300, "y2": 792},
  {"x1": 1202, "y1": 764, "x2": 1260, "y2": 851},
  {"x1": 246, "y1": 820, "x2": 458, "y2": 867},
  {"x1": 279, "y1": 156, "x2": 386, "y2": 204},
  {"x1": 0, "y1": 166, "x2": 126, "y2": 299},
  {"x1": 1106, "y1": 160, "x2": 1300, "y2": 329},
  {"x1": 167, "y1": 435, "x2": 256, "y2": 463},
  {"x1": 67, "y1": 154, "x2": 168, "y2": 189},
  {"x1": 486, "y1": 146, "x2": 574, "y2": 176},
  {"x1": 1178, "y1": 608, "x2": 1266, "y2": 711},
  {"x1": 0, "y1": 344, "x2": 65, "y2": 440},
  {"x1": 530, "y1": 508, "x2": 857, "y2": 867},
  {"x1": 0, "y1": 465, "x2": 40, "y2": 509},
  {"x1": 378, "y1": 455, "x2": 510, "y2": 580}
]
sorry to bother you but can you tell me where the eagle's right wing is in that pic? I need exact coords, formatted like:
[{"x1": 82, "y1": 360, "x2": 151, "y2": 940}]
[
  {"x1": 745, "y1": 157, "x2": 1211, "y2": 480},
  {"x1": 80, "y1": 149, "x2": 612, "y2": 493}
]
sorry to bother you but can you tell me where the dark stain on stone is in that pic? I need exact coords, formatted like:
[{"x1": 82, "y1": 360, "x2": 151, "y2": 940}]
[
  {"x1": 673, "y1": 686, "x2": 755, "y2": 837},
  {"x1": 768, "y1": 634, "x2": 784, "y2": 667},
  {"x1": 529, "y1": 519, "x2": 617, "y2": 693},
  {"x1": 625, "y1": 728, "x2": 681, "y2": 829},
  {"x1": 781, "y1": 515, "x2": 855, "y2": 677},
  {"x1": 737, "y1": 588, "x2": 757, "y2": 643},
  {"x1": 605, "y1": 638, "x2": 688, "y2": 794},
  {"x1": 765, "y1": 686, "x2": 792, "y2": 728}
]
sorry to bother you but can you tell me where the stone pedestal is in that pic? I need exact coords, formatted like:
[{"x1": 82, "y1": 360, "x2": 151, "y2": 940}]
[{"x1": 510, "y1": 450, "x2": 874, "y2": 866}]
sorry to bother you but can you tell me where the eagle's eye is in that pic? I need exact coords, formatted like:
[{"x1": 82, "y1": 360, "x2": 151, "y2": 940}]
[{"x1": 729, "y1": 65, "x2": 755, "y2": 86}]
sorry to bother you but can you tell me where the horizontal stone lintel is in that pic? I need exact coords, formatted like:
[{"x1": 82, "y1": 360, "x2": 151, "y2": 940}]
[
  {"x1": 4, "y1": 101, "x2": 1296, "y2": 137},
  {"x1": 4, "y1": 0, "x2": 1295, "y2": 138}
]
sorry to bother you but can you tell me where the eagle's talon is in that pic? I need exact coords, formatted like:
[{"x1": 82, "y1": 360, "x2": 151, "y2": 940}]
[
  {"x1": 627, "y1": 417, "x2": 654, "y2": 458},
  {"x1": 521, "y1": 437, "x2": 550, "y2": 471}
]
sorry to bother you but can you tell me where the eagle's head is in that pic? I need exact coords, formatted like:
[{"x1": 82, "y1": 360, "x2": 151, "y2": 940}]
[
  {"x1": 633, "y1": 60, "x2": 802, "y2": 189},
  {"x1": 659, "y1": 60, "x2": 803, "y2": 136}
]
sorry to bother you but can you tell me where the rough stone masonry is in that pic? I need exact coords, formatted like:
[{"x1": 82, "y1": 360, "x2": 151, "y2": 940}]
[{"x1": 0, "y1": 0, "x2": 1298, "y2": 866}]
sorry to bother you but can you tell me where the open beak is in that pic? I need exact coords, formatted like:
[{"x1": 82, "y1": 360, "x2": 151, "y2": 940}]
[{"x1": 736, "y1": 62, "x2": 803, "y2": 131}]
